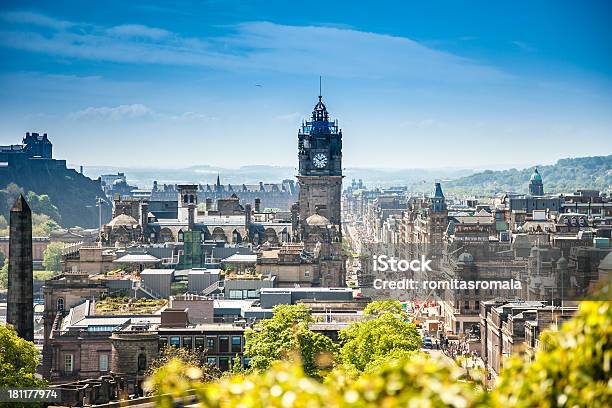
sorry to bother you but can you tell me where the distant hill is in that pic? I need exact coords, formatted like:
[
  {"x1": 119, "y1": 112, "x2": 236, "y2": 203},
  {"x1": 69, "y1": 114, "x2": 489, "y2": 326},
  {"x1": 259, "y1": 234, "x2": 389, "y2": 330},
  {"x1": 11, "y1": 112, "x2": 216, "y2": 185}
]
[
  {"x1": 84, "y1": 165, "x2": 476, "y2": 189},
  {"x1": 446, "y1": 155, "x2": 612, "y2": 195},
  {"x1": 0, "y1": 160, "x2": 110, "y2": 228}
]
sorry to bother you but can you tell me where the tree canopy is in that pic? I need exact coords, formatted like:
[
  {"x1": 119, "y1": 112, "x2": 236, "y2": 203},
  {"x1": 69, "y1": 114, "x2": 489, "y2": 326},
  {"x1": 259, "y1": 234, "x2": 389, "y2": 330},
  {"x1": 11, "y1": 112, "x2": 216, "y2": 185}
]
[
  {"x1": 144, "y1": 345, "x2": 219, "y2": 394},
  {"x1": 339, "y1": 312, "x2": 421, "y2": 372},
  {"x1": 446, "y1": 155, "x2": 612, "y2": 195},
  {"x1": 244, "y1": 304, "x2": 338, "y2": 377},
  {"x1": 148, "y1": 292, "x2": 611, "y2": 407},
  {"x1": 0, "y1": 325, "x2": 46, "y2": 388},
  {"x1": 0, "y1": 262, "x2": 7, "y2": 289},
  {"x1": 42, "y1": 242, "x2": 65, "y2": 272},
  {"x1": 0, "y1": 184, "x2": 62, "y2": 237},
  {"x1": 363, "y1": 300, "x2": 408, "y2": 319}
]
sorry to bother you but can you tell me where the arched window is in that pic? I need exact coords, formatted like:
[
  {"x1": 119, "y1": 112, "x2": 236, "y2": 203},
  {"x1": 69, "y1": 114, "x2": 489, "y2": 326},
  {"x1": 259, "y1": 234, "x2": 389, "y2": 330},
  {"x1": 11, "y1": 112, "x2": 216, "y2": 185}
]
[{"x1": 57, "y1": 298, "x2": 65, "y2": 311}]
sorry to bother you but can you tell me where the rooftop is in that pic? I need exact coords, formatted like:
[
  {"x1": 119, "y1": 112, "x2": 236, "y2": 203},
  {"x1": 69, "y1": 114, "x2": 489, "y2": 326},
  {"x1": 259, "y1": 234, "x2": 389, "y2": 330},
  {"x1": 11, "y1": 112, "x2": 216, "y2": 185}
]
[
  {"x1": 223, "y1": 254, "x2": 258, "y2": 263},
  {"x1": 95, "y1": 297, "x2": 168, "y2": 315},
  {"x1": 261, "y1": 287, "x2": 353, "y2": 293},
  {"x1": 140, "y1": 268, "x2": 174, "y2": 275},
  {"x1": 114, "y1": 254, "x2": 161, "y2": 264}
]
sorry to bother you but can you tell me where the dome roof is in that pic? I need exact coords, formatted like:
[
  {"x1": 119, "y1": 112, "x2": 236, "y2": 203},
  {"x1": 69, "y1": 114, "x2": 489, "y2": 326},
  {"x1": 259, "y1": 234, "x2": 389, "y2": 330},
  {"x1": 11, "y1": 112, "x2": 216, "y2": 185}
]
[
  {"x1": 530, "y1": 168, "x2": 542, "y2": 182},
  {"x1": 457, "y1": 252, "x2": 474, "y2": 264},
  {"x1": 305, "y1": 213, "x2": 330, "y2": 227},
  {"x1": 107, "y1": 214, "x2": 138, "y2": 228}
]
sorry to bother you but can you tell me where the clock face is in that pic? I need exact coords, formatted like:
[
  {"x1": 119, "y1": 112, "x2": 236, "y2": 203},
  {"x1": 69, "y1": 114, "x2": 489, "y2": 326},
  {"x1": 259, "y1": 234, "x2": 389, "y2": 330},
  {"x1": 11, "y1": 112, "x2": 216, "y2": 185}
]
[{"x1": 312, "y1": 153, "x2": 328, "y2": 168}]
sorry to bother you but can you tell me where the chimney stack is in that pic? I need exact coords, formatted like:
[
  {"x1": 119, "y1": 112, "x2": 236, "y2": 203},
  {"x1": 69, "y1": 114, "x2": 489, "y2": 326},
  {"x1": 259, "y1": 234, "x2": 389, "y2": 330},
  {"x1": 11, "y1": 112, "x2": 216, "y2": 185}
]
[{"x1": 188, "y1": 204, "x2": 195, "y2": 231}]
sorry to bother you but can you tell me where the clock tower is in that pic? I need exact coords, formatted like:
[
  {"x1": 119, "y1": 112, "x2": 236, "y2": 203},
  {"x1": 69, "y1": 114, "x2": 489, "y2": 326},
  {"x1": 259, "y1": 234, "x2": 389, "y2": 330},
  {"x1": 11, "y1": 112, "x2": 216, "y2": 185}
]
[{"x1": 297, "y1": 94, "x2": 343, "y2": 231}]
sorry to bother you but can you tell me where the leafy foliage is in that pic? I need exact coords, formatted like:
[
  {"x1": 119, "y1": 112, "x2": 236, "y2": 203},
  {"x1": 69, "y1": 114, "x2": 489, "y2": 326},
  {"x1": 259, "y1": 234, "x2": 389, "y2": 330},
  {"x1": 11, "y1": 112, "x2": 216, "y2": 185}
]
[
  {"x1": 42, "y1": 242, "x2": 64, "y2": 272},
  {"x1": 26, "y1": 191, "x2": 61, "y2": 223},
  {"x1": 244, "y1": 304, "x2": 338, "y2": 377},
  {"x1": 31, "y1": 213, "x2": 61, "y2": 237},
  {"x1": 151, "y1": 352, "x2": 487, "y2": 408},
  {"x1": 339, "y1": 313, "x2": 421, "y2": 372},
  {"x1": 143, "y1": 346, "x2": 219, "y2": 394},
  {"x1": 363, "y1": 300, "x2": 408, "y2": 319},
  {"x1": 148, "y1": 297, "x2": 611, "y2": 407},
  {"x1": 95, "y1": 296, "x2": 167, "y2": 315},
  {"x1": 0, "y1": 325, "x2": 46, "y2": 407},
  {"x1": 492, "y1": 300, "x2": 612, "y2": 407},
  {"x1": 0, "y1": 184, "x2": 62, "y2": 236},
  {"x1": 33, "y1": 270, "x2": 56, "y2": 281},
  {"x1": 0, "y1": 262, "x2": 7, "y2": 289}
]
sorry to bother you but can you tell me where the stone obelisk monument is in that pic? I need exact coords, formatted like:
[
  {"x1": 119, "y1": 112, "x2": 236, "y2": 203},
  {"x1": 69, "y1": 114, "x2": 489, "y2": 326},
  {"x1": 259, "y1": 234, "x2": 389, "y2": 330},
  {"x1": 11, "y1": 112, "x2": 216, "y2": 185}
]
[{"x1": 7, "y1": 194, "x2": 34, "y2": 341}]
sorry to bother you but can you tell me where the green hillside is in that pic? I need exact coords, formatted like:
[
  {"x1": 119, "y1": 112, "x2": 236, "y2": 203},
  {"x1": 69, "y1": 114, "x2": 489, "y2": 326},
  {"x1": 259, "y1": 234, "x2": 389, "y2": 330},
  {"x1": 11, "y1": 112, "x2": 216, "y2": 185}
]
[
  {"x1": 0, "y1": 161, "x2": 110, "y2": 229},
  {"x1": 446, "y1": 155, "x2": 612, "y2": 195}
]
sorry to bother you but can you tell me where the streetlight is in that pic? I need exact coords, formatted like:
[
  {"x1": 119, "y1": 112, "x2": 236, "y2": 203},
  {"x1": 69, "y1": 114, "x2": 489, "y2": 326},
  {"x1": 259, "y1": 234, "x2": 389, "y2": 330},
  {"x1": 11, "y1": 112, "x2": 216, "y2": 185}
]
[{"x1": 96, "y1": 196, "x2": 107, "y2": 233}]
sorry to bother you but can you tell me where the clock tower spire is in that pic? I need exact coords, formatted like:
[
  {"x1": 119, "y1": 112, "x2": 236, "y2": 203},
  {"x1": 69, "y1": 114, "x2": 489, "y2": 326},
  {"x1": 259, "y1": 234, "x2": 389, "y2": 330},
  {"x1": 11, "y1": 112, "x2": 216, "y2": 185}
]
[
  {"x1": 297, "y1": 93, "x2": 343, "y2": 230},
  {"x1": 295, "y1": 91, "x2": 345, "y2": 287}
]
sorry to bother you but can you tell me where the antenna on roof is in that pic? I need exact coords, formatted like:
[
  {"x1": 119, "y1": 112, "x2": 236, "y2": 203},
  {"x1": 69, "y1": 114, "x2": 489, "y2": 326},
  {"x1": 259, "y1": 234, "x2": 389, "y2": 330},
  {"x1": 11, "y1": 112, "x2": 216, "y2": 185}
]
[{"x1": 319, "y1": 76, "x2": 322, "y2": 98}]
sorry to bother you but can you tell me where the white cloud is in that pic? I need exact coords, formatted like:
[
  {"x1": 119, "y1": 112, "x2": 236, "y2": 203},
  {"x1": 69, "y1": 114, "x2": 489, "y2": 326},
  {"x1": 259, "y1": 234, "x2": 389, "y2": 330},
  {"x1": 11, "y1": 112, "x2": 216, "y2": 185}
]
[
  {"x1": 511, "y1": 40, "x2": 536, "y2": 52},
  {"x1": 67, "y1": 104, "x2": 212, "y2": 122},
  {"x1": 69, "y1": 104, "x2": 153, "y2": 120},
  {"x1": 106, "y1": 24, "x2": 171, "y2": 39},
  {"x1": 172, "y1": 111, "x2": 214, "y2": 121},
  {"x1": 0, "y1": 11, "x2": 507, "y2": 83},
  {"x1": 0, "y1": 11, "x2": 74, "y2": 30}
]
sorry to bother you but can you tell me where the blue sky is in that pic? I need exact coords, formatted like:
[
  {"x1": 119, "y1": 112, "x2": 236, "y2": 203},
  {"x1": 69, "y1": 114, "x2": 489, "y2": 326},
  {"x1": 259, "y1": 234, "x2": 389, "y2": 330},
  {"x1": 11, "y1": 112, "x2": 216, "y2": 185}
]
[{"x1": 0, "y1": 0, "x2": 610, "y2": 169}]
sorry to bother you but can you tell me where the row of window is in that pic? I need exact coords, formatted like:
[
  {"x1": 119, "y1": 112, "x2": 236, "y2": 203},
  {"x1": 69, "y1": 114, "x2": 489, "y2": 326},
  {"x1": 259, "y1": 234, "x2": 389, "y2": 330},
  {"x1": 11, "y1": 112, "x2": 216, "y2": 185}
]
[
  {"x1": 228, "y1": 289, "x2": 260, "y2": 299},
  {"x1": 63, "y1": 353, "x2": 108, "y2": 374},
  {"x1": 206, "y1": 355, "x2": 251, "y2": 371},
  {"x1": 159, "y1": 335, "x2": 242, "y2": 353}
]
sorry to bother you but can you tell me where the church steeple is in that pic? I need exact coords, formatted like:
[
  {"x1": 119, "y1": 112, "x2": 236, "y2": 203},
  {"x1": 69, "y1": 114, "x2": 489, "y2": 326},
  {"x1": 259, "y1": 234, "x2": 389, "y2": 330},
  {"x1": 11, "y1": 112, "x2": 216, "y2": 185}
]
[
  {"x1": 215, "y1": 174, "x2": 222, "y2": 192},
  {"x1": 431, "y1": 182, "x2": 447, "y2": 213}
]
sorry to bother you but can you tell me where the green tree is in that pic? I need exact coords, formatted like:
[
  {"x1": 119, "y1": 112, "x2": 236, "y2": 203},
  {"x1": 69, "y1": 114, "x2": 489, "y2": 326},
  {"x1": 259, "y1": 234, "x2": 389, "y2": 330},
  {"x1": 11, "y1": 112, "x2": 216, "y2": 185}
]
[
  {"x1": 1, "y1": 183, "x2": 24, "y2": 214},
  {"x1": 0, "y1": 325, "x2": 46, "y2": 389},
  {"x1": 0, "y1": 215, "x2": 8, "y2": 236},
  {"x1": 42, "y1": 242, "x2": 65, "y2": 272},
  {"x1": 244, "y1": 304, "x2": 338, "y2": 377},
  {"x1": 363, "y1": 300, "x2": 408, "y2": 319},
  {"x1": 144, "y1": 345, "x2": 219, "y2": 394},
  {"x1": 150, "y1": 350, "x2": 487, "y2": 408},
  {"x1": 339, "y1": 313, "x2": 421, "y2": 372},
  {"x1": 0, "y1": 261, "x2": 7, "y2": 289},
  {"x1": 26, "y1": 191, "x2": 61, "y2": 223},
  {"x1": 146, "y1": 295, "x2": 612, "y2": 408},
  {"x1": 31, "y1": 213, "x2": 61, "y2": 237}
]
